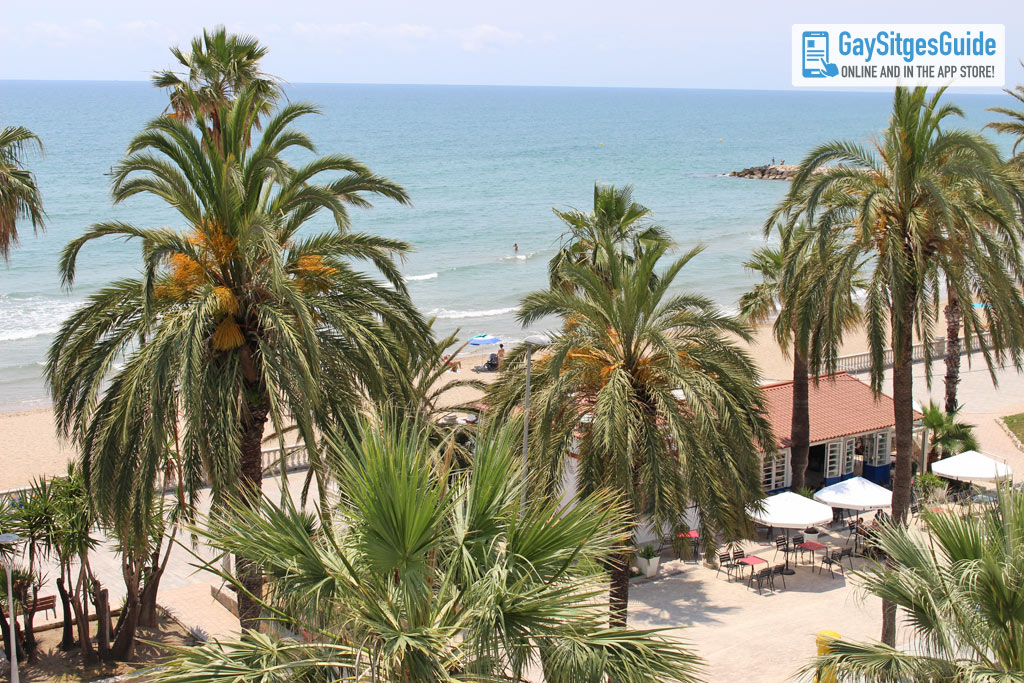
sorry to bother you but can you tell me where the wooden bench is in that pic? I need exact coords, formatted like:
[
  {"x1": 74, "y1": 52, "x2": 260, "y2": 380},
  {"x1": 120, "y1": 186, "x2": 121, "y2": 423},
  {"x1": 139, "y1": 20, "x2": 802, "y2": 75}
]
[{"x1": 1, "y1": 595, "x2": 57, "y2": 619}]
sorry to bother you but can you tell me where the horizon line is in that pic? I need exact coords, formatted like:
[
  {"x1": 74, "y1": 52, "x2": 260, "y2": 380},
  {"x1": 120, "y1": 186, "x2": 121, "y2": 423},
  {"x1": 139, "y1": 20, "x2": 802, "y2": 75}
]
[{"x1": 0, "y1": 77, "x2": 1008, "y2": 95}]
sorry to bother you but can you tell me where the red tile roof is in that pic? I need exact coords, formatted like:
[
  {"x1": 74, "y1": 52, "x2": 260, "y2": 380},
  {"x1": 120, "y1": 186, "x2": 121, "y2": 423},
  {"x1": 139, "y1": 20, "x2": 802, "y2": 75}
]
[{"x1": 760, "y1": 372, "x2": 922, "y2": 449}]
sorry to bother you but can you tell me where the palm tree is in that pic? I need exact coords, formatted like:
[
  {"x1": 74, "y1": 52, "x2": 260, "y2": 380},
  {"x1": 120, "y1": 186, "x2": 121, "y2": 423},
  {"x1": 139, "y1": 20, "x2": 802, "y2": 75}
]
[
  {"x1": 802, "y1": 487, "x2": 1024, "y2": 680},
  {"x1": 548, "y1": 183, "x2": 672, "y2": 290},
  {"x1": 778, "y1": 86, "x2": 1024, "y2": 646},
  {"x1": 158, "y1": 416, "x2": 704, "y2": 683},
  {"x1": 920, "y1": 400, "x2": 978, "y2": 468},
  {"x1": 489, "y1": 236, "x2": 773, "y2": 627},
  {"x1": 152, "y1": 26, "x2": 282, "y2": 146},
  {"x1": 740, "y1": 222, "x2": 863, "y2": 491},
  {"x1": 987, "y1": 61, "x2": 1024, "y2": 162},
  {"x1": 0, "y1": 124, "x2": 45, "y2": 261},
  {"x1": 46, "y1": 85, "x2": 428, "y2": 630}
]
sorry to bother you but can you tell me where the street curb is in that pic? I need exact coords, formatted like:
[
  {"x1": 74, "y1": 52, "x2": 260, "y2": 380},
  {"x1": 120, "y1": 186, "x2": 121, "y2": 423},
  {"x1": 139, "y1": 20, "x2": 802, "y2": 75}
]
[{"x1": 996, "y1": 417, "x2": 1024, "y2": 453}]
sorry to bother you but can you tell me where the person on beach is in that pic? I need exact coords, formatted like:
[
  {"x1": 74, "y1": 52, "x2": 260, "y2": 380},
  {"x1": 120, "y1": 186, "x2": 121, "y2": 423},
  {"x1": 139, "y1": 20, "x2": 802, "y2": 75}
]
[
  {"x1": 497, "y1": 344, "x2": 505, "y2": 367},
  {"x1": 442, "y1": 354, "x2": 462, "y2": 372}
]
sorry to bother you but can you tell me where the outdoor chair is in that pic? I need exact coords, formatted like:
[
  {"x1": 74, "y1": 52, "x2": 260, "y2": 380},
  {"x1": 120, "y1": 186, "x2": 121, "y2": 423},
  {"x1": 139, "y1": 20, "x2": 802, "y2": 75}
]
[
  {"x1": 845, "y1": 520, "x2": 860, "y2": 545},
  {"x1": 750, "y1": 567, "x2": 773, "y2": 594},
  {"x1": 770, "y1": 563, "x2": 787, "y2": 590},
  {"x1": 484, "y1": 354, "x2": 499, "y2": 371},
  {"x1": 772, "y1": 536, "x2": 788, "y2": 563},
  {"x1": 838, "y1": 546, "x2": 854, "y2": 569},
  {"x1": 819, "y1": 550, "x2": 846, "y2": 579},
  {"x1": 716, "y1": 551, "x2": 738, "y2": 581}
]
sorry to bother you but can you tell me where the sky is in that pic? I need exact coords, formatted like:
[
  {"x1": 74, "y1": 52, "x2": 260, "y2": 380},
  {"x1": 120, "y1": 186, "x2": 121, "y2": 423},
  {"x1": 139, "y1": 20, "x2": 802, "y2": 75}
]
[{"x1": 1, "y1": 0, "x2": 1021, "y2": 89}]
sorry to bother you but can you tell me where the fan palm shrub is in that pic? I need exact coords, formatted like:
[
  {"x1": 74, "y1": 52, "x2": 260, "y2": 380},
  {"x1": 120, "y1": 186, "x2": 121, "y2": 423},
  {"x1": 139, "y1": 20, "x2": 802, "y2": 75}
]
[
  {"x1": 920, "y1": 400, "x2": 978, "y2": 467},
  {"x1": 0, "y1": 124, "x2": 45, "y2": 261},
  {"x1": 46, "y1": 84, "x2": 428, "y2": 630},
  {"x1": 802, "y1": 486, "x2": 1024, "y2": 680},
  {"x1": 158, "y1": 416, "x2": 704, "y2": 683},
  {"x1": 489, "y1": 235, "x2": 773, "y2": 627},
  {"x1": 775, "y1": 86, "x2": 1024, "y2": 644}
]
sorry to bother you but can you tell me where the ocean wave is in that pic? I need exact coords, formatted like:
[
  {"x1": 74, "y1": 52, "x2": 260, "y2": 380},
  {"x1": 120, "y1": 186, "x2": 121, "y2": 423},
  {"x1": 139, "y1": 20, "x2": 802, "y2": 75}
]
[
  {"x1": 404, "y1": 272, "x2": 439, "y2": 281},
  {"x1": 427, "y1": 306, "x2": 518, "y2": 320},
  {"x1": 0, "y1": 295, "x2": 85, "y2": 342},
  {"x1": 498, "y1": 250, "x2": 541, "y2": 262}
]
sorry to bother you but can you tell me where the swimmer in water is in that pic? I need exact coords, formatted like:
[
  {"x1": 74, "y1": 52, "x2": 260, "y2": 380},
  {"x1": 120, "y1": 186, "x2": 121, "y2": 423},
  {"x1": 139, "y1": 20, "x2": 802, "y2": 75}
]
[{"x1": 513, "y1": 243, "x2": 518, "y2": 253}]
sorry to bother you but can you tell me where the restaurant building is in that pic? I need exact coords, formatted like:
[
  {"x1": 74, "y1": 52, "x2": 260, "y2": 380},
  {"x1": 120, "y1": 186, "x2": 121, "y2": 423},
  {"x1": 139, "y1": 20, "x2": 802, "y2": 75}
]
[{"x1": 758, "y1": 372, "x2": 924, "y2": 493}]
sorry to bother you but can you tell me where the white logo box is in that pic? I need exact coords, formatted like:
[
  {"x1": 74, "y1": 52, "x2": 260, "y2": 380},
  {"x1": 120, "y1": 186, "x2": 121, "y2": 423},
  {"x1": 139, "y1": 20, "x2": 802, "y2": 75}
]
[{"x1": 792, "y1": 24, "x2": 1005, "y2": 87}]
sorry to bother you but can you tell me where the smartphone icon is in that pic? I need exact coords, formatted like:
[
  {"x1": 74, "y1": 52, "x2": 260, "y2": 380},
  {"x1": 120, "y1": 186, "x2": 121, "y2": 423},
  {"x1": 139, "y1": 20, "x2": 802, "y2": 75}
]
[{"x1": 802, "y1": 31, "x2": 829, "y2": 78}]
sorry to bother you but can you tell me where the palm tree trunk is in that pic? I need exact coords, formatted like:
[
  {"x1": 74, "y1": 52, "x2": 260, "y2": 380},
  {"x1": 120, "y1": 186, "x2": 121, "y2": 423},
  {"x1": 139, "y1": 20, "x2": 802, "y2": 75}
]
[
  {"x1": 943, "y1": 288, "x2": 962, "y2": 415},
  {"x1": 883, "y1": 307, "x2": 916, "y2": 646},
  {"x1": 789, "y1": 350, "x2": 811, "y2": 491},
  {"x1": 236, "y1": 393, "x2": 269, "y2": 631},
  {"x1": 607, "y1": 552, "x2": 631, "y2": 628},
  {"x1": 57, "y1": 575, "x2": 75, "y2": 650}
]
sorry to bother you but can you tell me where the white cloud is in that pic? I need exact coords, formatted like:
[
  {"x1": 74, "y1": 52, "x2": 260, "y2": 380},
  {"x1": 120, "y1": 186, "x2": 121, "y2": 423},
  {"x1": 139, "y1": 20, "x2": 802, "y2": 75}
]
[
  {"x1": 290, "y1": 21, "x2": 526, "y2": 53},
  {"x1": 451, "y1": 24, "x2": 524, "y2": 52}
]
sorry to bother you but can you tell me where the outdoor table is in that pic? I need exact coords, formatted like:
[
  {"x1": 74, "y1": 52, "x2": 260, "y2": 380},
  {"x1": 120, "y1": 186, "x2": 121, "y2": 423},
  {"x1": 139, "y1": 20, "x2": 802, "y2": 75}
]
[
  {"x1": 798, "y1": 540, "x2": 827, "y2": 564},
  {"x1": 677, "y1": 530, "x2": 699, "y2": 562},
  {"x1": 737, "y1": 555, "x2": 766, "y2": 581}
]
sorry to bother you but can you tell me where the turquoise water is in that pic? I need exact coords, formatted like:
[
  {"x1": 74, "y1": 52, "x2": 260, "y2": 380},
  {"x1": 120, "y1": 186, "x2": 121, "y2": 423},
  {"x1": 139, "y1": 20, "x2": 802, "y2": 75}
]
[{"x1": 0, "y1": 82, "x2": 1011, "y2": 408}]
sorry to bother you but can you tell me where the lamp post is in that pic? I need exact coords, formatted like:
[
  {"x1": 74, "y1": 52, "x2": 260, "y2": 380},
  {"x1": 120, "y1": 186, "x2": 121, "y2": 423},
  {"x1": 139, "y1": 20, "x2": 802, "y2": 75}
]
[
  {"x1": 0, "y1": 532, "x2": 20, "y2": 683},
  {"x1": 521, "y1": 334, "x2": 552, "y2": 511}
]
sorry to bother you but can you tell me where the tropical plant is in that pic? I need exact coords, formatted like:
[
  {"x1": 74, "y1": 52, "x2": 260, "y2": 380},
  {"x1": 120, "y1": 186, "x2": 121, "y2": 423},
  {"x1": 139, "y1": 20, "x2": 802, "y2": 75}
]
[
  {"x1": 548, "y1": 183, "x2": 673, "y2": 290},
  {"x1": 740, "y1": 222, "x2": 863, "y2": 491},
  {"x1": 0, "y1": 124, "x2": 45, "y2": 261},
  {"x1": 488, "y1": 235, "x2": 773, "y2": 627},
  {"x1": 802, "y1": 486, "x2": 1024, "y2": 680},
  {"x1": 158, "y1": 416, "x2": 704, "y2": 683},
  {"x1": 987, "y1": 61, "x2": 1024, "y2": 162},
  {"x1": 775, "y1": 86, "x2": 1024, "y2": 645},
  {"x1": 920, "y1": 400, "x2": 978, "y2": 467},
  {"x1": 152, "y1": 26, "x2": 282, "y2": 145},
  {"x1": 913, "y1": 471, "x2": 947, "y2": 504},
  {"x1": 46, "y1": 84, "x2": 428, "y2": 631}
]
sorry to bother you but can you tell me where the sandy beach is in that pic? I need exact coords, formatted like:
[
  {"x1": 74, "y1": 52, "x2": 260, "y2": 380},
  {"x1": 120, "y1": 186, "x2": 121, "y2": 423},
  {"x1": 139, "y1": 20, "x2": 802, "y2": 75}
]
[{"x1": 5, "y1": 318, "x2": 1024, "y2": 493}]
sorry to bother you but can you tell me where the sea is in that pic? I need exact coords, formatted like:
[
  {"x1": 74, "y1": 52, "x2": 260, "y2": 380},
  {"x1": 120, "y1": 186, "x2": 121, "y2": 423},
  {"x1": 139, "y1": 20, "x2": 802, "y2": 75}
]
[{"x1": 0, "y1": 82, "x2": 1013, "y2": 409}]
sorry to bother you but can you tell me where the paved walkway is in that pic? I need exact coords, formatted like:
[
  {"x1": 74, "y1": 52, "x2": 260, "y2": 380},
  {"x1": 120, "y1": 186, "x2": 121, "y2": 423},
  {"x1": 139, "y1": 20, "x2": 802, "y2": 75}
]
[{"x1": 853, "y1": 351, "x2": 1024, "y2": 471}]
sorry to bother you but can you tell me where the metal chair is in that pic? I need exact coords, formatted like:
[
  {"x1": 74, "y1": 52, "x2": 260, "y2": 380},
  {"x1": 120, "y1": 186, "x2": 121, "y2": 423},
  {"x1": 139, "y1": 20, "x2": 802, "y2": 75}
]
[
  {"x1": 819, "y1": 550, "x2": 846, "y2": 579},
  {"x1": 750, "y1": 567, "x2": 773, "y2": 594},
  {"x1": 770, "y1": 563, "x2": 787, "y2": 590},
  {"x1": 772, "y1": 536, "x2": 788, "y2": 563},
  {"x1": 716, "y1": 551, "x2": 737, "y2": 581}
]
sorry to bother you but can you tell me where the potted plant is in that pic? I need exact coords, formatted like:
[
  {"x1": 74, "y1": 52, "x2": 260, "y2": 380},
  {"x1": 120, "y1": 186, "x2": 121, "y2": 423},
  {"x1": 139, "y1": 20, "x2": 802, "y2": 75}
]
[{"x1": 635, "y1": 544, "x2": 661, "y2": 578}]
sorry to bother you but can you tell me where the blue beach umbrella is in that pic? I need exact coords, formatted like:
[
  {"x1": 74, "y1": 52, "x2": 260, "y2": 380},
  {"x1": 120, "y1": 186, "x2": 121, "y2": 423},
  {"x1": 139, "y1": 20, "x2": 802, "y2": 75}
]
[{"x1": 468, "y1": 334, "x2": 502, "y2": 346}]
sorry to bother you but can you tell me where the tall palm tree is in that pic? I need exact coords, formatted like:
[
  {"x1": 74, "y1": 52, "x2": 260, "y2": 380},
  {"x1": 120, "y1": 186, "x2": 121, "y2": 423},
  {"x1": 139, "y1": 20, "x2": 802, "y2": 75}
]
[
  {"x1": 740, "y1": 222, "x2": 863, "y2": 491},
  {"x1": 548, "y1": 183, "x2": 672, "y2": 289},
  {"x1": 158, "y1": 416, "x2": 704, "y2": 683},
  {"x1": 152, "y1": 26, "x2": 282, "y2": 146},
  {"x1": 0, "y1": 124, "x2": 45, "y2": 261},
  {"x1": 777, "y1": 86, "x2": 1024, "y2": 645},
  {"x1": 987, "y1": 61, "x2": 1024, "y2": 162},
  {"x1": 489, "y1": 236, "x2": 773, "y2": 627},
  {"x1": 46, "y1": 85, "x2": 428, "y2": 630},
  {"x1": 802, "y1": 487, "x2": 1024, "y2": 680}
]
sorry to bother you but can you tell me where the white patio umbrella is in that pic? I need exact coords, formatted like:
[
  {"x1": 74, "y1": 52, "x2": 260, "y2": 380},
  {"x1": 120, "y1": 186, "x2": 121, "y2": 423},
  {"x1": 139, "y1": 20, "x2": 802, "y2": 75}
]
[
  {"x1": 748, "y1": 491, "x2": 834, "y2": 529},
  {"x1": 814, "y1": 476, "x2": 893, "y2": 512},
  {"x1": 814, "y1": 477, "x2": 892, "y2": 554},
  {"x1": 931, "y1": 450, "x2": 1012, "y2": 483},
  {"x1": 748, "y1": 492, "x2": 833, "y2": 573}
]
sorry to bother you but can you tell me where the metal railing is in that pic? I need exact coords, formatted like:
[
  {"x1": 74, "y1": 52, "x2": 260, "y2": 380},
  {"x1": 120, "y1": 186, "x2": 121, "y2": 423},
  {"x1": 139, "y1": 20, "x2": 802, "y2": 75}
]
[
  {"x1": 0, "y1": 442, "x2": 310, "y2": 504},
  {"x1": 835, "y1": 330, "x2": 994, "y2": 375}
]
